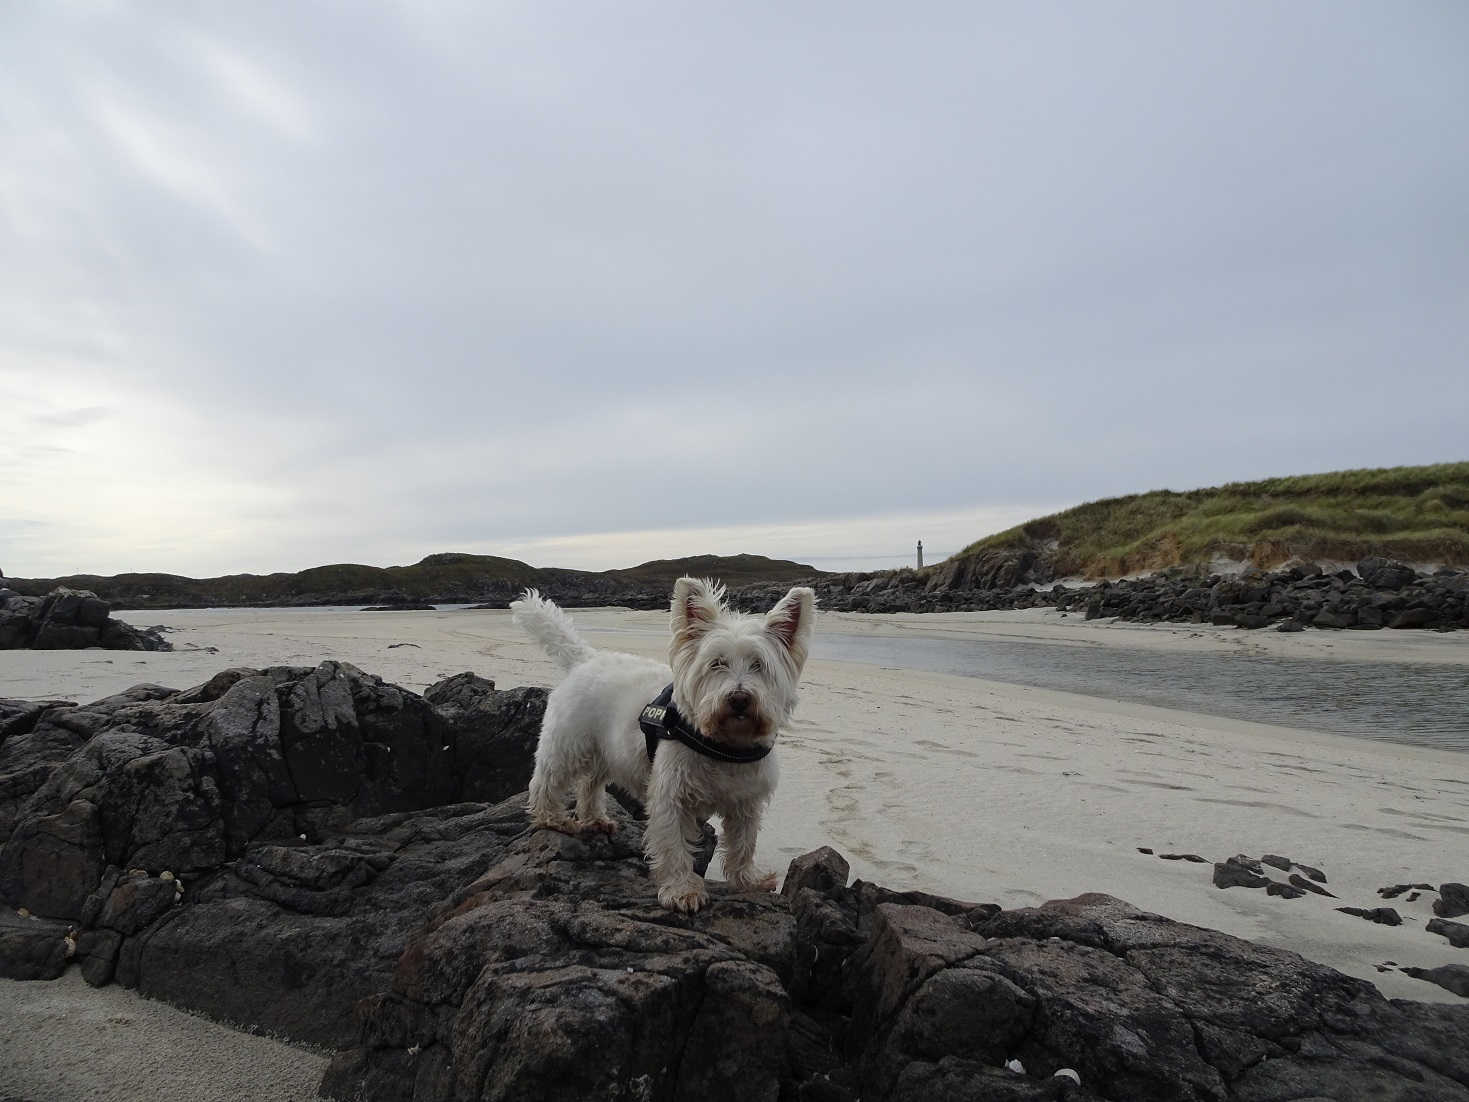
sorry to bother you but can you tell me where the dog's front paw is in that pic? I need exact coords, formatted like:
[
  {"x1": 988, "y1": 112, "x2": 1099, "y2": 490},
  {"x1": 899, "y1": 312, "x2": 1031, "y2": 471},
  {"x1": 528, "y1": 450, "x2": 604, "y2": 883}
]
[
  {"x1": 576, "y1": 818, "x2": 618, "y2": 837},
  {"x1": 728, "y1": 868, "x2": 780, "y2": 893},
  {"x1": 657, "y1": 877, "x2": 709, "y2": 914},
  {"x1": 531, "y1": 813, "x2": 581, "y2": 836}
]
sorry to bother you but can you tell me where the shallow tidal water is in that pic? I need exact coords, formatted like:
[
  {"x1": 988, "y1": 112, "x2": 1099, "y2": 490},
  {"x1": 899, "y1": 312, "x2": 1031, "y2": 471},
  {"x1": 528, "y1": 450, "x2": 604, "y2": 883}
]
[{"x1": 815, "y1": 632, "x2": 1469, "y2": 752}]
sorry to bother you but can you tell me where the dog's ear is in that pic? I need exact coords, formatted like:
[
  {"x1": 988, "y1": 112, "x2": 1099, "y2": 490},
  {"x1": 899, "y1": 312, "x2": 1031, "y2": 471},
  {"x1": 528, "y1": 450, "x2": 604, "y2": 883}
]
[
  {"x1": 671, "y1": 577, "x2": 725, "y2": 654},
  {"x1": 765, "y1": 586, "x2": 815, "y2": 670}
]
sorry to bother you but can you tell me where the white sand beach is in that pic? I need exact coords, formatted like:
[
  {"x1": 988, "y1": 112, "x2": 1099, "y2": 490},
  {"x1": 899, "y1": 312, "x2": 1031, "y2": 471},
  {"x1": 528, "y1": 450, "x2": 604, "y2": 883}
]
[{"x1": 2, "y1": 604, "x2": 1467, "y2": 1095}]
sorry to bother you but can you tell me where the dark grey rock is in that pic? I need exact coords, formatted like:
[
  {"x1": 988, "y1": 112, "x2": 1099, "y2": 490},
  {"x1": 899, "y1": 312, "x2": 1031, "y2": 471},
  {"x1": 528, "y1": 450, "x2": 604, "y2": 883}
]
[
  {"x1": 1337, "y1": 906, "x2": 1403, "y2": 926},
  {"x1": 424, "y1": 673, "x2": 546, "y2": 803},
  {"x1": 1296, "y1": 861, "x2": 1327, "y2": 883},
  {"x1": 325, "y1": 841, "x2": 1469, "y2": 1101},
  {"x1": 0, "y1": 697, "x2": 76, "y2": 743},
  {"x1": 1213, "y1": 857, "x2": 1270, "y2": 890},
  {"x1": 1289, "y1": 872, "x2": 1336, "y2": 897},
  {"x1": 76, "y1": 927, "x2": 122, "y2": 986},
  {"x1": 1358, "y1": 557, "x2": 1419, "y2": 589},
  {"x1": 1257, "y1": 858, "x2": 1327, "y2": 887},
  {"x1": 0, "y1": 662, "x2": 518, "y2": 922},
  {"x1": 1402, "y1": 964, "x2": 1469, "y2": 997},
  {"x1": 0, "y1": 587, "x2": 171, "y2": 651},
  {"x1": 97, "y1": 872, "x2": 179, "y2": 934},
  {"x1": 782, "y1": 845, "x2": 851, "y2": 898},
  {"x1": 1428, "y1": 918, "x2": 1469, "y2": 948},
  {"x1": 0, "y1": 909, "x2": 71, "y2": 979},
  {"x1": 1437, "y1": 882, "x2": 1469, "y2": 919}
]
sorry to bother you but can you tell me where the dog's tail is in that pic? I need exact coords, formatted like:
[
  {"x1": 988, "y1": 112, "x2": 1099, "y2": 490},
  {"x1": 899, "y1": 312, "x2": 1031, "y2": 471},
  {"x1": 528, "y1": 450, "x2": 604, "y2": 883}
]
[{"x1": 510, "y1": 589, "x2": 596, "y2": 672}]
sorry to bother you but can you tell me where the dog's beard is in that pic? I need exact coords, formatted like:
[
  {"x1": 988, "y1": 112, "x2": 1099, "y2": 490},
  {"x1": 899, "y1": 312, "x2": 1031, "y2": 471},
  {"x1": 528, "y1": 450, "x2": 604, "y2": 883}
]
[{"x1": 704, "y1": 699, "x2": 769, "y2": 743}]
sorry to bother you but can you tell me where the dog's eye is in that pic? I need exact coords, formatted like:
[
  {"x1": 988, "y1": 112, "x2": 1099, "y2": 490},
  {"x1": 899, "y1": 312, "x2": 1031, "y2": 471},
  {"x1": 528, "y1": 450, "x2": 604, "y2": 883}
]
[
  {"x1": 709, "y1": 657, "x2": 728, "y2": 670},
  {"x1": 749, "y1": 657, "x2": 763, "y2": 672}
]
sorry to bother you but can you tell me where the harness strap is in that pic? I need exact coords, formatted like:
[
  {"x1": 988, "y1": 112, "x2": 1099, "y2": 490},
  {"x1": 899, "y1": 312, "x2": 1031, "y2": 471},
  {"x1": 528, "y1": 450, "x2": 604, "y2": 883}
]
[{"x1": 639, "y1": 684, "x2": 772, "y2": 764}]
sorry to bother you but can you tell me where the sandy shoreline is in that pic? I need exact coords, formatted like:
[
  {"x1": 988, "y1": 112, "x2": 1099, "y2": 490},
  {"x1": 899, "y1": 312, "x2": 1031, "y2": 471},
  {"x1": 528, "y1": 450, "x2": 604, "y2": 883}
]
[
  {"x1": 2, "y1": 604, "x2": 1467, "y2": 1094},
  {"x1": 0, "y1": 967, "x2": 329, "y2": 1100}
]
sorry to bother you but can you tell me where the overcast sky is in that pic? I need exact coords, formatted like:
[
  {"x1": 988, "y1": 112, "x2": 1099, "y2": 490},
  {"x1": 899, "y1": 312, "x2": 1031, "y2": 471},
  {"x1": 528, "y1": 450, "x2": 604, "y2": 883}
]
[{"x1": 3, "y1": 2, "x2": 1466, "y2": 578}]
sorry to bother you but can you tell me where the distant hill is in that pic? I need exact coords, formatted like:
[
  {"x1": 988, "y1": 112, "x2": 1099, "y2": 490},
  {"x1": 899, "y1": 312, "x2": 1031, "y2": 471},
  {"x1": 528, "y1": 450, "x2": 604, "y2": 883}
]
[
  {"x1": 606, "y1": 553, "x2": 819, "y2": 588},
  {"x1": 5, "y1": 552, "x2": 825, "y2": 610},
  {"x1": 947, "y1": 462, "x2": 1469, "y2": 582}
]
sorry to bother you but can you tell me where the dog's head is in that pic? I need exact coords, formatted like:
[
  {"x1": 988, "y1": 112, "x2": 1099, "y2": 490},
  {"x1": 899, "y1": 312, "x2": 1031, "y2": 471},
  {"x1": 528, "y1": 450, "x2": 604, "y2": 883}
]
[{"x1": 668, "y1": 576, "x2": 815, "y2": 745}]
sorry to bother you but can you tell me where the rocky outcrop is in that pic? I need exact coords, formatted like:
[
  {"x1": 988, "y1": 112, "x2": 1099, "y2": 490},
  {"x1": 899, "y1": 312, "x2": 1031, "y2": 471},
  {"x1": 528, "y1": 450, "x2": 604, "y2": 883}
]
[
  {"x1": 921, "y1": 548, "x2": 1051, "y2": 594},
  {"x1": 0, "y1": 663, "x2": 544, "y2": 1000},
  {"x1": 323, "y1": 832, "x2": 1469, "y2": 1101},
  {"x1": 733, "y1": 557, "x2": 1469, "y2": 631},
  {"x1": 3, "y1": 665, "x2": 1466, "y2": 1100},
  {"x1": 0, "y1": 586, "x2": 170, "y2": 650}
]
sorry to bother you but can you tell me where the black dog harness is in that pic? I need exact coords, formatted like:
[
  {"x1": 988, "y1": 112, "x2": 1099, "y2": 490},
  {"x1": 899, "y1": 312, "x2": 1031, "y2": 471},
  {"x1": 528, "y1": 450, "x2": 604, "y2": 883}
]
[{"x1": 638, "y1": 684, "x2": 772, "y2": 764}]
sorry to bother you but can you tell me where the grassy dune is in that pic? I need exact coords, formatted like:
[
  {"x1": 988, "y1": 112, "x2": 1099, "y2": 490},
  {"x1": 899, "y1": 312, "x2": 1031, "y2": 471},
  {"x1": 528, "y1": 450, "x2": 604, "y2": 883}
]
[{"x1": 958, "y1": 462, "x2": 1469, "y2": 579}]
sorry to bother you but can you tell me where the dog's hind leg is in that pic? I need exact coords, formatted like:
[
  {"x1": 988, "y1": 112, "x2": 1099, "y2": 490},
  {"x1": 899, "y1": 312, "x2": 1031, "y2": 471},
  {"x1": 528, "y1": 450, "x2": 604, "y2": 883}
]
[
  {"x1": 526, "y1": 693, "x2": 596, "y2": 834},
  {"x1": 527, "y1": 755, "x2": 580, "y2": 834},
  {"x1": 574, "y1": 772, "x2": 616, "y2": 835}
]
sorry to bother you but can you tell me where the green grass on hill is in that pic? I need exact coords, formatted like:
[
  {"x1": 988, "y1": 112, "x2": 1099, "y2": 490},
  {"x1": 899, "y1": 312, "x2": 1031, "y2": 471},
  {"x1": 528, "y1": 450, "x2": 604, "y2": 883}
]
[{"x1": 958, "y1": 462, "x2": 1469, "y2": 578}]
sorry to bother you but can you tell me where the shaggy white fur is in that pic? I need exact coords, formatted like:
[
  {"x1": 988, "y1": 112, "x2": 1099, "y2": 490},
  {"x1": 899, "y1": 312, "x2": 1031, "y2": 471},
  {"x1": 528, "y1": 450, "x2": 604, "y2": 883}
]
[{"x1": 512, "y1": 577, "x2": 815, "y2": 913}]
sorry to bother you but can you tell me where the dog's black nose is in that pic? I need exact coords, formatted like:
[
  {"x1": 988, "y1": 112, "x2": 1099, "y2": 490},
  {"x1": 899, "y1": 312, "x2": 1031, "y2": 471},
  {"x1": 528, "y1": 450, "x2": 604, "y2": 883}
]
[{"x1": 728, "y1": 690, "x2": 752, "y2": 715}]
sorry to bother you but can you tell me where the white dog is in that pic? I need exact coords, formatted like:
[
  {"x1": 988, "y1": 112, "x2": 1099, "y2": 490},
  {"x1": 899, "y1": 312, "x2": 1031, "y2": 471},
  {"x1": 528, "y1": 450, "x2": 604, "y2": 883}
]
[{"x1": 511, "y1": 577, "x2": 815, "y2": 913}]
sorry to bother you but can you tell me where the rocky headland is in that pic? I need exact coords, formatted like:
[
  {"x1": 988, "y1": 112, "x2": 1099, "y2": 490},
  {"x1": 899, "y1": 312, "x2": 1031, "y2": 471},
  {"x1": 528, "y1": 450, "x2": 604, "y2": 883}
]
[
  {"x1": 0, "y1": 585, "x2": 171, "y2": 651},
  {"x1": 731, "y1": 555, "x2": 1469, "y2": 632},
  {"x1": 1, "y1": 663, "x2": 1466, "y2": 1100}
]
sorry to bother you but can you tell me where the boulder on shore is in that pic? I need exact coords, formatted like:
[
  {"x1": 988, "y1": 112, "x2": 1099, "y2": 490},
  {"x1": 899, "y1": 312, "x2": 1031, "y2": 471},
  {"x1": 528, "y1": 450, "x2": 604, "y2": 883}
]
[{"x1": 0, "y1": 586, "x2": 170, "y2": 651}]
